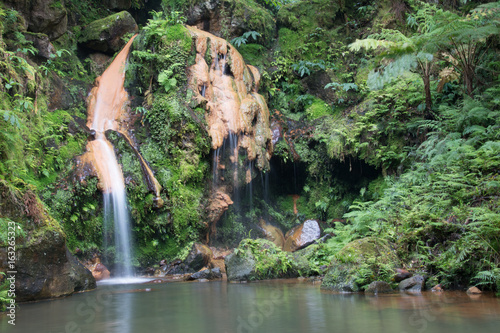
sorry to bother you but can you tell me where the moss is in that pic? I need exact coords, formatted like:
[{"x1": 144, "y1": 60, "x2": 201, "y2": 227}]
[
  {"x1": 78, "y1": 11, "x2": 135, "y2": 44},
  {"x1": 321, "y1": 237, "x2": 400, "y2": 292},
  {"x1": 237, "y1": 43, "x2": 268, "y2": 68},
  {"x1": 306, "y1": 97, "x2": 330, "y2": 120},
  {"x1": 277, "y1": 0, "x2": 340, "y2": 32}
]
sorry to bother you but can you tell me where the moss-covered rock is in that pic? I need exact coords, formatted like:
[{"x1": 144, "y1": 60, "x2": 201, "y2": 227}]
[
  {"x1": 0, "y1": 180, "x2": 96, "y2": 302},
  {"x1": 4, "y1": 0, "x2": 68, "y2": 40},
  {"x1": 225, "y1": 238, "x2": 298, "y2": 281},
  {"x1": 321, "y1": 237, "x2": 400, "y2": 292},
  {"x1": 78, "y1": 10, "x2": 138, "y2": 53},
  {"x1": 277, "y1": 0, "x2": 340, "y2": 31},
  {"x1": 178, "y1": 0, "x2": 276, "y2": 45}
]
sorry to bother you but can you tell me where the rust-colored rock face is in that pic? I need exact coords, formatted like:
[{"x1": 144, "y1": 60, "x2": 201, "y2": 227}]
[
  {"x1": 284, "y1": 219, "x2": 321, "y2": 252},
  {"x1": 76, "y1": 36, "x2": 162, "y2": 205},
  {"x1": 259, "y1": 219, "x2": 285, "y2": 249},
  {"x1": 187, "y1": 26, "x2": 273, "y2": 171}
]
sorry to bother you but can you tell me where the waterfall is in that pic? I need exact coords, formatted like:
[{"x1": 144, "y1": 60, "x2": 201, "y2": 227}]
[{"x1": 85, "y1": 36, "x2": 137, "y2": 278}]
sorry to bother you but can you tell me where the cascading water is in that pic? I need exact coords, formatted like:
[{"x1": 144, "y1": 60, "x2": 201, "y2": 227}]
[{"x1": 85, "y1": 36, "x2": 137, "y2": 278}]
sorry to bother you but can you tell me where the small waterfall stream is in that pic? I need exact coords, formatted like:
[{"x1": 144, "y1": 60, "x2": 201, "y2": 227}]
[{"x1": 85, "y1": 36, "x2": 137, "y2": 278}]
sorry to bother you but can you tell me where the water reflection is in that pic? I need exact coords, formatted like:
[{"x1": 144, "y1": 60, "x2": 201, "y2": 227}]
[{"x1": 1, "y1": 281, "x2": 499, "y2": 333}]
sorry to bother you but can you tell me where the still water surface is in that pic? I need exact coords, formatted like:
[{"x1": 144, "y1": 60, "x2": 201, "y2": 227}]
[{"x1": 1, "y1": 280, "x2": 499, "y2": 333}]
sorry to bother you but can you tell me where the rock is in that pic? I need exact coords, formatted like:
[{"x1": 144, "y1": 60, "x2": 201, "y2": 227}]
[
  {"x1": 270, "y1": 119, "x2": 283, "y2": 146},
  {"x1": 104, "y1": 0, "x2": 132, "y2": 10},
  {"x1": 321, "y1": 237, "x2": 400, "y2": 292},
  {"x1": 48, "y1": 73, "x2": 74, "y2": 111},
  {"x1": 224, "y1": 248, "x2": 256, "y2": 281},
  {"x1": 188, "y1": 267, "x2": 223, "y2": 280},
  {"x1": 302, "y1": 70, "x2": 337, "y2": 103},
  {"x1": 467, "y1": 286, "x2": 482, "y2": 294},
  {"x1": 88, "y1": 53, "x2": 112, "y2": 76},
  {"x1": 399, "y1": 275, "x2": 426, "y2": 292},
  {"x1": 24, "y1": 32, "x2": 55, "y2": 59},
  {"x1": 0, "y1": 228, "x2": 96, "y2": 302},
  {"x1": 225, "y1": 239, "x2": 298, "y2": 281},
  {"x1": 78, "y1": 11, "x2": 138, "y2": 54},
  {"x1": 185, "y1": 0, "x2": 275, "y2": 45},
  {"x1": 90, "y1": 262, "x2": 111, "y2": 281},
  {"x1": 292, "y1": 244, "x2": 325, "y2": 276},
  {"x1": 394, "y1": 268, "x2": 412, "y2": 282},
  {"x1": 365, "y1": 281, "x2": 394, "y2": 294},
  {"x1": 258, "y1": 219, "x2": 285, "y2": 249},
  {"x1": 206, "y1": 188, "x2": 233, "y2": 227},
  {"x1": 5, "y1": 0, "x2": 68, "y2": 40},
  {"x1": 431, "y1": 284, "x2": 443, "y2": 292},
  {"x1": 183, "y1": 243, "x2": 213, "y2": 272},
  {"x1": 284, "y1": 219, "x2": 321, "y2": 252}
]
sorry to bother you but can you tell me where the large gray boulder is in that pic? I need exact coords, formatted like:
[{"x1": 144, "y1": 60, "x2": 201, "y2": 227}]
[{"x1": 399, "y1": 275, "x2": 426, "y2": 292}]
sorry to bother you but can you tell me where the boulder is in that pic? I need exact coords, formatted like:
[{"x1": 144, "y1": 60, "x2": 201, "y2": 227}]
[
  {"x1": 78, "y1": 11, "x2": 138, "y2": 54},
  {"x1": 399, "y1": 275, "x2": 425, "y2": 292},
  {"x1": 0, "y1": 228, "x2": 96, "y2": 302},
  {"x1": 225, "y1": 239, "x2": 298, "y2": 281},
  {"x1": 394, "y1": 268, "x2": 412, "y2": 282},
  {"x1": 466, "y1": 286, "x2": 482, "y2": 295},
  {"x1": 184, "y1": 243, "x2": 213, "y2": 272},
  {"x1": 224, "y1": 248, "x2": 257, "y2": 281},
  {"x1": 188, "y1": 267, "x2": 223, "y2": 280},
  {"x1": 184, "y1": 0, "x2": 275, "y2": 45},
  {"x1": 89, "y1": 262, "x2": 111, "y2": 281},
  {"x1": 5, "y1": 0, "x2": 68, "y2": 40},
  {"x1": 365, "y1": 281, "x2": 394, "y2": 294},
  {"x1": 321, "y1": 237, "x2": 400, "y2": 292},
  {"x1": 160, "y1": 243, "x2": 213, "y2": 275},
  {"x1": 48, "y1": 73, "x2": 74, "y2": 111},
  {"x1": 258, "y1": 219, "x2": 285, "y2": 249},
  {"x1": 24, "y1": 32, "x2": 55, "y2": 59},
  {"x1": 431, "y1": 284, "x2": 443, "y2": 292},
  {"x1": 284, "y1": 219, "x2": 321, "y2": 252},
  {"x1": 87, "y1": 53, "x2": 112, "y2": 77}
]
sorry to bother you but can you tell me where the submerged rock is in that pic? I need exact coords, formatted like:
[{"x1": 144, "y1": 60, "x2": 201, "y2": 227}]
[
  {"x1": 78, "y1": 11, "x2": 138, "y2": 54},
  {"x1": 284, "y1": 219, "x2": 321, "y2": 252},
  {"x1": 399, "y1": 275, "x2": 426, "y2": 292},
  {"x1": 365, "y1": 281, "x2": 394, "y2": 294},
  {"x1": 467, "y1": 286, "x2": 482, "y2": 294},
  {"x1": 188, "y1": 267, "x2": 223, "y2": 280},
  {"x1": 321, "y1": 237, "x2": 400, "y2": 292}
]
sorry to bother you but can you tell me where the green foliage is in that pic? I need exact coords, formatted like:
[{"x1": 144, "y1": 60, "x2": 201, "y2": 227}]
[
  {"x1": 236, "y1": 239, "x2": 295, "y2": 279},
  {"x1": 231, "y1": 31, "x2": 262, "y2": 48}
]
